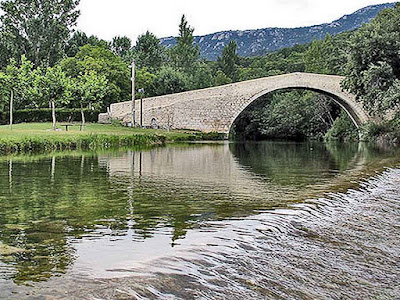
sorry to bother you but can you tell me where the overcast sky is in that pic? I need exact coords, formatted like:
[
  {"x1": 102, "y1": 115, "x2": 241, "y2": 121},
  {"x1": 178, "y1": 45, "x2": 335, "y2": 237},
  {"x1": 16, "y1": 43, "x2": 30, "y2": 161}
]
[{"x1": 77, "y1": 0, "x2": 393, "y2": 42}]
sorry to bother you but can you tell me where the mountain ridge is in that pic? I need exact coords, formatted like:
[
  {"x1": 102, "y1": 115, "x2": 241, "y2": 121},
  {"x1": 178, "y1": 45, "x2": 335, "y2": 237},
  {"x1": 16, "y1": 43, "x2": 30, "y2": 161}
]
[{"x1": 160, "y1": 2, "x2": 397, "y2": 60}]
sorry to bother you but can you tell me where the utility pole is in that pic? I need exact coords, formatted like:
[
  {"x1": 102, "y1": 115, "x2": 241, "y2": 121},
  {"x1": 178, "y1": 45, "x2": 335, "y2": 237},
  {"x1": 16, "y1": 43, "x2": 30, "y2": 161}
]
[
  {"x1": 138, "y1": 88, "x2": 145, "y2": 127},
  {"x1": 9, "y1": 89, "x2": 13, "y2": 130},
  {"x1": 131, "y1": 60, "x2": 136, "y2": 126}
]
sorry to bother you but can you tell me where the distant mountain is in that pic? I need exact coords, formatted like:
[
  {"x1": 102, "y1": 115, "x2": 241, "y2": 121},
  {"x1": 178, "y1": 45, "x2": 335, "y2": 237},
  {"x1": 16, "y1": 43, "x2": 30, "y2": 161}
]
[{"x1": 160, "y1": 2, "x2": 396, "y2": 60}]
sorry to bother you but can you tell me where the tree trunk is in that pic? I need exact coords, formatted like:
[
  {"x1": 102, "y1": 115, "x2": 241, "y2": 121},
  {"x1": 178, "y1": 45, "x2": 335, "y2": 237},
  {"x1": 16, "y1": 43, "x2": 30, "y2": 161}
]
[
  {"x1": 81, "y1": 104, "x2": 86, "y2": 131},
  {"x1": 9, "y1": 89, "x2": 13, "y2": 130},
  {"x1": 51, "y1": 100, "x2": 56, "y2": 131}
]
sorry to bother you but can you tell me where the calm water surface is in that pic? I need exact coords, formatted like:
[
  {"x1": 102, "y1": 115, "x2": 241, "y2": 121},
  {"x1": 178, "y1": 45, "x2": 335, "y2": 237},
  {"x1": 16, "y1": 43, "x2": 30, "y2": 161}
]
[{"x1": 0, "y1": 141, "x2": 399, "y2": 299}]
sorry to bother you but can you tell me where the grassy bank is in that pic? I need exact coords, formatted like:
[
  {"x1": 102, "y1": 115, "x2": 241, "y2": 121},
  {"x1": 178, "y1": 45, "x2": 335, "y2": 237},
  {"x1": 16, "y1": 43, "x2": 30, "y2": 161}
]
[{"x1": 0, "y1": 123, "x2": 224, "y2": 154}]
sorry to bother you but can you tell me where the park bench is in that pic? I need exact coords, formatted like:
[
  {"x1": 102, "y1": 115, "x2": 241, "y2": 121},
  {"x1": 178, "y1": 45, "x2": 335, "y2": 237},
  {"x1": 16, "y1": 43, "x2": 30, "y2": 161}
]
[{"x1": 61, "y1": 124, "x2": 85, "y2": 131}]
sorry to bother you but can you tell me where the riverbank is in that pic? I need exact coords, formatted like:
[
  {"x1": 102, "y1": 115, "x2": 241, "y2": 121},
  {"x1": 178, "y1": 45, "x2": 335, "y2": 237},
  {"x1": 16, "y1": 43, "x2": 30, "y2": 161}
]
[{"x1": 0, "y1": 123, "x2": 224, "y2": 155}]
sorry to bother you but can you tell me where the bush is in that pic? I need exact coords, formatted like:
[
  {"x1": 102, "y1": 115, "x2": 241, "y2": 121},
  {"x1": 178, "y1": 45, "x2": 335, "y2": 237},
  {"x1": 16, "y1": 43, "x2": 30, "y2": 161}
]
[
  {"x1": 324, "y1": 111, "x2": 359, "y2": 142},
  {"x1": 358, "y1": 120, "x2": 400, "y2": 144},
  {"x1": 0, "y1": 108, "x2": 101, "y2": 125}
]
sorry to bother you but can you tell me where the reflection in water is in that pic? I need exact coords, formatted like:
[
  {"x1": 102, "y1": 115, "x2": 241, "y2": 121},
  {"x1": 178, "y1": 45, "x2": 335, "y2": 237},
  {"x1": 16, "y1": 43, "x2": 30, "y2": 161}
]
[{"x1": 0, "y1": 141, "x2": 399, "y2": 299}]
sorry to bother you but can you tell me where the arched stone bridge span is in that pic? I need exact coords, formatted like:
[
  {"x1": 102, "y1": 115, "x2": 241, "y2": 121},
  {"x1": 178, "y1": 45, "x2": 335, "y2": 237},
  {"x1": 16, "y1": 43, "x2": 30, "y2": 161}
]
[{"x1": 99, "y1": 73, "x2": 371, "y2": 134}]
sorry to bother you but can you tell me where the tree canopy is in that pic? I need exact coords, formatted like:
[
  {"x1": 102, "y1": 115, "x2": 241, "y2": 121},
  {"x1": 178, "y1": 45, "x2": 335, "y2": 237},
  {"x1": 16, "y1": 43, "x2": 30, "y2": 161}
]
[
  {"x1": 169, "y1": 15, "x2": 200, "y2": 72},
  {"x1": 343, "y1": 3, "x2": 400, "y2": 117},
  {"x1": 0, "y1": 0, "x2": 80, "y2": 68}
]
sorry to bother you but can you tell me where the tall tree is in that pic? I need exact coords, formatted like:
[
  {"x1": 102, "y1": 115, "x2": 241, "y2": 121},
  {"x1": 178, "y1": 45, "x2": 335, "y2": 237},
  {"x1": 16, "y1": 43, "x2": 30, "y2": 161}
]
[
  {"x1": 133, "y1": 31, "x2": 166, "y2": 72},
  {"x1": 343, "y1": 3, "x2": 400, "y2": 117},
  {"x1": 111, "y1": 36, "x2": 132, "y2": 60},
  {"x1": 65, "y1": 31, "x2": 90, "y2": 57},
  {"x1": 0, "y1": 0, "x2": 80, "y2": 67},
  {"x1": 169, "y1": 15, "x2": 200, "y2": 72},
  {"x1": 304, "y1": 37, "x2": 330, "y2": 74},
  {"x1": 65, "y1": 31, "x2": 111, "y2": 58},
  {"x1": 217, "y1": 41, "x2": 239, "y2": 82}
]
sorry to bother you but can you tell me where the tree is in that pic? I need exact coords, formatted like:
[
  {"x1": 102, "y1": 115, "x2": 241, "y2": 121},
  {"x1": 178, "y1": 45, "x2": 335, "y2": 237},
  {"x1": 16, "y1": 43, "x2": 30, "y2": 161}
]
[
  {"x1": 0, "y1": 0, "x2": 80, "y2": 67},
  {"x1": 135, "y1": 68, "x2": 156, "y2": 98},
  {"x1": 304, "y1": 37, "x2": 330, "y2": 74},
  {"x1": 111, "y1": 36, "x2": 132, "y2": 60},
  {"x1": 189, "y1": 62, "x2": 214, "y2": 89},
  {"x1": 69, "y1": 71, "x2": 108, "y2": 129},
  {"x1": 0, "y1": 31, "x2": 14, "y2": 69},
  {"x1": 65, "y1": 31, "x2": 111, "y2": 57},
  {"x1": 0, "y1": 56, "x2": 40, "y2": 128},
  {"x1": 65, "y1": 31, "x2": 90, "y2": 57},
  {"x1": 60, "y1": 45, "x2": 130, "y2": 109},
  {"x1": 152, "y1": 67, "x2": 188, "y2": 96},
  {"x1": 133, "y1": 31, "x2": 166, "y2": 72},
  {"x1": 217, "y1": 41, "x2": 239, "y2": 82},
  {"x1": 343, "y1": 3, "x2": 400, "y2": 117},
  {"x1": 36, "y1": 66, "x2": 70, "y2": 130},
  {"x1": 169, "y1": 15, "x2": 200, "y2": 72},
  {"x1": 214, "y1": 70, "x2": 232, "y2": 86},
  {"x1": 0, "y1": 71, "x2": 12, "y2": 127}
]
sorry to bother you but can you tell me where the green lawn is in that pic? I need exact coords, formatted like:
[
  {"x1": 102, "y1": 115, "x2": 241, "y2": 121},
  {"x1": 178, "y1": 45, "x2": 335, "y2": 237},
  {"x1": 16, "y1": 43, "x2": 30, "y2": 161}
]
[
  {"x1": 0, "y1": 123, "x2": 224, "y2": 154},
  {"x1": 0, "y1": 123, "x2": 196, "y2": 139}
]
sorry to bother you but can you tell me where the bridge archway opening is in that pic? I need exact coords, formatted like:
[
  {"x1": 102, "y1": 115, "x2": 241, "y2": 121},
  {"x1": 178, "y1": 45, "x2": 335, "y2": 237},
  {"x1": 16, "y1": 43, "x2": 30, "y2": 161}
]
[{"x1": 229, "y1": 87, "x2": 359, "y2": 141}]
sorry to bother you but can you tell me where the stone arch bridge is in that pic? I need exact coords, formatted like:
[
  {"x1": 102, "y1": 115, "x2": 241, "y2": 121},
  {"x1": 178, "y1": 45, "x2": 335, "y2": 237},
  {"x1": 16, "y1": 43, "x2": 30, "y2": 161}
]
[{"x1": 99, "y1": 72, "x2": 371, "y2": 134}]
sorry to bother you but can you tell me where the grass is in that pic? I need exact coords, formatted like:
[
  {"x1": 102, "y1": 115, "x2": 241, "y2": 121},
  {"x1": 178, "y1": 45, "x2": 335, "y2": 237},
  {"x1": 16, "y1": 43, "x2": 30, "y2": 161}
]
[{"x1": 0, "y1": 123, "x2": 225, "y2": 154}]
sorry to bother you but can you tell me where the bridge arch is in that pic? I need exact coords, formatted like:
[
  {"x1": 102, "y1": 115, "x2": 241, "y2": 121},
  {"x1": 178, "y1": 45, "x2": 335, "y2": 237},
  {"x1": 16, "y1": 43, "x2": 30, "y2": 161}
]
[{"x1": 227, "y1": 73, "x2": 370, "y2": 135}]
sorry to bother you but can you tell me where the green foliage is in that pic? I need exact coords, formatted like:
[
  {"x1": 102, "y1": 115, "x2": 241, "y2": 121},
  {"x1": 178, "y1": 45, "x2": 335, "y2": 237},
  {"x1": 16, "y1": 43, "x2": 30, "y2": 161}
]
[
  {"x1": 152, "y1": 67, "x2": 188, "y2": 96},
  {"x1": 69, "y1": 71, "x2": 108, "y2": 109},
  {"x1": 35, "y1": 65, "x2": 70, "y2": 107},
  {"x1": 111, "y1": 36, "x2": 132, "y2": 59},
  {"x1": 187, "y1": 62, "x2": 215, "y2": 89},
  {"x1": 217, "y1": 41, "x2": 239, "y2": 82},
  {"x1": 65, "y1": 31, "x2": 111, "y2": 57},
  {"x1": 169, "y1": 15, "x2": 200, "y2": 72},
  {"x1": 357, "y1": 120, "x2": 400, "y2": 143},
  {"x1": 214, "y1": 70, "x2": 232, "y2": 86},
  {"x1": 0, "y1": 56, "x2": 39, "y2": 109},
  {"x1": 133, "y1": 31, "x2": 166, "y2": 71},
  {"x1": 0, "y1": 133, "x2": 164, "y2": 154},
  {"x1": 0, "y1": 108, "x2": 101, "y2": 124},
  {"x1": 0, "y1": 0, "x2": 80, "y2": 67},
  {"x1": 305, "y1": 36, "x2": 331, "y2": 74},
  {"x1": 0, "y1": 6, "x2": 391, "y2": 143},
  {"x1": 60, "y1": 45, "x2": 130, "y2": 109},
  {"x1": 343, "y1": 3, "x2": 400, "y2": 117},
  {"x1": 232, "y1": 90, "x2": 340, "y2": 140},
  {"x1": 324, "y1": 111, "x2": 359, "y2": 142},
  {"x1": 0, "y1": 123, "x2": 223, "y2": 154},
  {"x1": 135, "y1": 68, "x2": 156, "y2": 98},
  {"x1": 304, "y1": 33, "x2": 351, "y2": 75}
]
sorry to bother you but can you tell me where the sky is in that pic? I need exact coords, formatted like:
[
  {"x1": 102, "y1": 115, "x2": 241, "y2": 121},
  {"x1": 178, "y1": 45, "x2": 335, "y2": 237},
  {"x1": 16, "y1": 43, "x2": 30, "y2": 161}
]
[{"x1": 77, "y1": 0, "x2": 394, "y2": 42}]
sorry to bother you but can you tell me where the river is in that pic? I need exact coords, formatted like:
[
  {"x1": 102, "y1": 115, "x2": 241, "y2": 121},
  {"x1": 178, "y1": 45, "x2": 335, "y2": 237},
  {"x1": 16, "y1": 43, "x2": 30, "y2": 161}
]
[{"x1": 0, "y1": 141, "x2": 399, "y2": 299}]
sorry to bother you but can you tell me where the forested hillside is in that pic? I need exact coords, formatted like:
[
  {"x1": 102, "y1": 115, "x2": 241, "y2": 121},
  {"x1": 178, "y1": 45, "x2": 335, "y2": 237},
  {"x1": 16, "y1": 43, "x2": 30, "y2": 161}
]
[{"x1": 160, "y1": 2, "x2": 396, "y2": 60}]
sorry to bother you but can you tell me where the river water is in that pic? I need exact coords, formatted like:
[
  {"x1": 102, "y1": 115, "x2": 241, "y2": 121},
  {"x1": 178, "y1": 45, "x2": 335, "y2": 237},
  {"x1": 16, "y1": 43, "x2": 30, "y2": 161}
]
[{"x1": 0, "y1": 141, "x2": 399, "y2": 299}]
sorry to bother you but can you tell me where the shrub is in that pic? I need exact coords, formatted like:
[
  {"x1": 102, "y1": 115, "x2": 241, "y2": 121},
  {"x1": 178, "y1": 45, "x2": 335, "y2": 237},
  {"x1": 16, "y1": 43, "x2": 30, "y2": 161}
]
[
  {"x1": 324, "y1": 112, "x2": 359, "y2": 142},
  {"x1": 0, "y1": 108, "x2": 101, "y2": 125}
]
